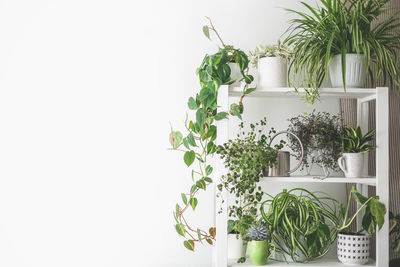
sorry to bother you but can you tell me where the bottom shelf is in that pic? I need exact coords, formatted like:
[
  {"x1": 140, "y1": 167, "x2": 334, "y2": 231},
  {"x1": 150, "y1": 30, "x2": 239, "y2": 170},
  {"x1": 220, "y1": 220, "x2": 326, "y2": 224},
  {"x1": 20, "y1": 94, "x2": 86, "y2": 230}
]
[{"x1": 228, "y1": 257, "x2": 375, "y2": 267}]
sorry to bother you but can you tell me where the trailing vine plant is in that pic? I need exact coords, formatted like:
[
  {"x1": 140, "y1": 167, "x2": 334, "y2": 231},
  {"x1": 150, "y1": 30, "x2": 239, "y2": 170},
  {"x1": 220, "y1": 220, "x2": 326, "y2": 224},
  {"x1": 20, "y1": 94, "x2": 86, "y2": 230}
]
[{"x1": 169, "y1": 17, "x2": 256, "y2": 251}]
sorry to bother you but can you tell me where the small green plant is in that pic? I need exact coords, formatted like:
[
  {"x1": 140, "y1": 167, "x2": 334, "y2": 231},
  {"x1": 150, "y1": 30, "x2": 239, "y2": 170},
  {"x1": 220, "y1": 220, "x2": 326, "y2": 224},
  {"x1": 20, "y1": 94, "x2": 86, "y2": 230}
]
[
  {"x1": 390, "y1": 212, "x2": 400, "y2": 253},
  {"x1": 217, "y1": 118, "x2": 284, "y2": 241},
  {"x1": 249, "y1": 41, "x2": 293, "y2": 68},
  {"x1": 341, "y1": 126, "x2": 375, "y2": 153},
  {"x1": 247, "y1": 223, "x2": 271, "y2": 241},
  {"x1": 287, "y1": 110, "x2": 342, "y2": 172},
  {"x1": 260, "y1": 188, "x2": 340, "y2": 262},
  {"x1": 170, "y1": 17, "x2": 256, "y2": 252},
  {"x1": 284, "y1": 0, "x2": 400, "y2": 103},
  {"x1": 338, "y1": 186, "x2": 386, "y2": 235}
]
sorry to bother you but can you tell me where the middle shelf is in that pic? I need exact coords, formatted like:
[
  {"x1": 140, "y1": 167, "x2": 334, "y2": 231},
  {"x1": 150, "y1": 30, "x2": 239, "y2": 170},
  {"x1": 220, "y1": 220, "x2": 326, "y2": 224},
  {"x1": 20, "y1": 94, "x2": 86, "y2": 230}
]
[{"x1": 259, "y1": 176, "x2": 376, "y2": 186}]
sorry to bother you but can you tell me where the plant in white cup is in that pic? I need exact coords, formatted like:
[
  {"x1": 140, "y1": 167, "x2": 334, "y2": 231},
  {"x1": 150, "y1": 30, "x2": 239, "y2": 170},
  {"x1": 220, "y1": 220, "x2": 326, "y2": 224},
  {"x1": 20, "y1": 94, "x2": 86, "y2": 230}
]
[{"x1": 338, "y1": 126, "x2": 375, "y2": 178}]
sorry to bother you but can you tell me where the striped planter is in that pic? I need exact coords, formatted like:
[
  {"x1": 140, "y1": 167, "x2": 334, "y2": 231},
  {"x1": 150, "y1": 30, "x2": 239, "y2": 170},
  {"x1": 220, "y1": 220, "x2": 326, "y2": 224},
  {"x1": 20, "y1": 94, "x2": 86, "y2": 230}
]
[{"x1": 329, "y1": 54, "x2": 366, "y2": 88}]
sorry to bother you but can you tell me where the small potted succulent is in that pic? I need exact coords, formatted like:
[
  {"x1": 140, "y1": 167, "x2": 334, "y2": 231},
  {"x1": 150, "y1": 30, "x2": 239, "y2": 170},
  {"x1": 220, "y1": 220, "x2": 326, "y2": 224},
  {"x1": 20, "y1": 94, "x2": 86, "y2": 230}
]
[
  {"x1": 337, "y1": 186, "x2": 386, "y2": 265},
  {"x1": 249, "y1": 42, "x2": 292, "y2": 88},
  {"x1": 246, "y1": 223, "x2": 273, "y2": 266},
  {"x1": 338, "y1": 126, "x2": 375, "y2": 178}
]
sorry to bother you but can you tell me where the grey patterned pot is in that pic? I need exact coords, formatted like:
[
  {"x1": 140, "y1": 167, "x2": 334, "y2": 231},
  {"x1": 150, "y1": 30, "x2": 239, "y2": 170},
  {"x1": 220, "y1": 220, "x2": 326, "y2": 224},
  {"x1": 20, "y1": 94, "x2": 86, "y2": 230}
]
[{"x1": 337, "y1": 233, "x2": 370, "y2": 265}]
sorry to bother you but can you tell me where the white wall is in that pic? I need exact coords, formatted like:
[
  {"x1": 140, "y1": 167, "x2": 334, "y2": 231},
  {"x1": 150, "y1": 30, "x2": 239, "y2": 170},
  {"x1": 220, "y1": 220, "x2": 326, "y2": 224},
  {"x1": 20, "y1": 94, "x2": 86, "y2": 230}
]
[{"x1": 0, "y1": 1, "x2": 344, "y2": 267}]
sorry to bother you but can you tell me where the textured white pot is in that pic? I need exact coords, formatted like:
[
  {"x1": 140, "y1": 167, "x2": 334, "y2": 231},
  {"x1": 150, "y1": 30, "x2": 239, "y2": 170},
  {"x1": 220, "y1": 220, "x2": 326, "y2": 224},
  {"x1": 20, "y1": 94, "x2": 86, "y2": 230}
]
[
  {"x1": 257, "y1": 57, "x2": 287, "y2": 88},
  {"x1": 328, "y1": 54, "x2": 366, "y2": 88},
  {"x1": 228, "y1": 62, "x2": 242, "y2": 87},
  {"x1": 337, "y1": 233, "x2": 370, "y2": 265},
  {"x1": 227, "y1": 234, "x2": 246, "y2": 260},
  {"x1": 338, "y1": 153, "x2": 364, "y2": 178}
]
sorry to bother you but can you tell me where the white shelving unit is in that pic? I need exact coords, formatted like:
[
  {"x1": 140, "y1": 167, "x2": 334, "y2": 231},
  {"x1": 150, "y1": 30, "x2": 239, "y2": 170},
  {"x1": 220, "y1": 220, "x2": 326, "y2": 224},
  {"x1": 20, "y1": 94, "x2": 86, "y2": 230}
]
[{"x1": 214, "y1": 86, "x2": 389, "y2": 267}]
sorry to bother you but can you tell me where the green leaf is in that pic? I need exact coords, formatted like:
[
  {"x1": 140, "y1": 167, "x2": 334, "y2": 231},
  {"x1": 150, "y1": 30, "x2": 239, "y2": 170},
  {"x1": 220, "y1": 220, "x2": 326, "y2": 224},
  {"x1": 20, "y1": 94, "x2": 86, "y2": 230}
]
[
  {"x1": 182, "y1": 138, "x2": 189, "y2": 149},
  {"x1": 215, "y1": 112, "x2": 228, "y2": 121},
  {"x1": 202, "y1": 26, "x2": 210, "y2": 40},
  {"x1": 204, "y1": 177, "x2": 213, "y2": 183},
  {"x1": 184, "y1": 240, "x2": 195, "y2": 251},
  {"x1": 175, "y1": 223, "x2": 186, "y2": 237},
  {"x1": 190, "y1": 184, "x2": 197, "y2": 194},
  {"x1": 196, "y1": 109, "x2": 204, "y2": 128},
  {"x1": 196, "y1": 179, "x2": 206, "y2": 190},
  {"x1": 245, "y1": 87, "x2": 257, "y2": 94},
  {"x1": 181, "y1": 193, "x2": 188, "y2": 205},
  {"x1": 207, "y1": 141, "x2": 216, "y2": 154},
  {"x1": 170, "y1": 131, "x2": 183, "y2": 149},
  {"x1": 187, "y1": 133, "x2": 197, "y2": 147},
  {"x1": 351, "y1": 186, "x2": 368, "y2": 204},
  {"x1": 176, "y1": 204, "x2": 181, "y2": 217},
  {"x1": 189, "y1": 198, "x2": 198, "y2": 210},
  {"x1": 188, "y1": 97, "x2": 198, "y2": 110},
  {"x1": 230, "y1": 103, "x2": 242, "y2": 119},
  {"x1": 184, "y1": 150, "x2": 195, "y2": 167},
  {"x1": 370, "y1": 197, "x2": 386, "y2": 230},
  {"x1": 197, "y1": 229, "x2": 203, "y2": 244},
  {"x1": 205, "y1": 165, "x2": 213, "y2": 176}
]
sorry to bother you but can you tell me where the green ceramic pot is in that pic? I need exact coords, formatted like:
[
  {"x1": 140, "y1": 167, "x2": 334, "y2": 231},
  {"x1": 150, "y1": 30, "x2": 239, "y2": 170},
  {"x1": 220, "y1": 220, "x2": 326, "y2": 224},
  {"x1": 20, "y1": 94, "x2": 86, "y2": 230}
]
[{"x1": 248, "y1": 240, "x2": 270, "y2": 266}]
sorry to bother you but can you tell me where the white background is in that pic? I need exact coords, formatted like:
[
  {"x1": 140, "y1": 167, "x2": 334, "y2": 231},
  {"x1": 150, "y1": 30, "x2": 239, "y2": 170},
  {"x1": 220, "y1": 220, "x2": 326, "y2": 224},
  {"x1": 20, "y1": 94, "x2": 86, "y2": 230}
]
[{"x1": 0, "y1": 1, "x2": 345, "y2": 266}]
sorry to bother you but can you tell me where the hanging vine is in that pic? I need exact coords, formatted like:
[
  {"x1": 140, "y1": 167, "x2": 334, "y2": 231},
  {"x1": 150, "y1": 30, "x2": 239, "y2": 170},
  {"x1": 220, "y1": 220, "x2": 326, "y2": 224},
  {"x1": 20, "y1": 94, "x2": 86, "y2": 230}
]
[{"x1": 169, "y1": 17, "x2": 256, "y2": 251}]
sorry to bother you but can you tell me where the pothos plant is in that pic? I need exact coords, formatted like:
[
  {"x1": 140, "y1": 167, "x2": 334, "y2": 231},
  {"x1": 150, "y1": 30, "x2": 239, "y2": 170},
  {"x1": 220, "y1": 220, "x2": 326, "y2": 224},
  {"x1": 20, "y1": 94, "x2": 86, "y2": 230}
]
[
  {"x1": 217, "y1": 119, "x2": 284, "y2": 262},
  {"x1": 169, "y1": 17, "x2": 256, "y2": 251}
]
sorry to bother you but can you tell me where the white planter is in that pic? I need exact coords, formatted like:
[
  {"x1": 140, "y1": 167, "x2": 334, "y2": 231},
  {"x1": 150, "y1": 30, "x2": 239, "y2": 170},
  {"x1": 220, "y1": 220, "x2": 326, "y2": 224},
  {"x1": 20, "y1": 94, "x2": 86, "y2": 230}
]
[
  {"x1": 338, "y1": 153, "x2": 364, "y2": 178},
  {"x1": 257, "y1": 57, "x2": 287, "y2": 88},
  {"x1": 227, "y1": 234, "x2": 246, "y2": 260},
  {"x1": 328, "y1": 54, "x2": 366, "y2": 88},
  {"x1": 228, "y1": 62, "x2": 242, "y2": 87},
  {"x1": 337, "y1": 233, "x2": 370, "y2": 265}
]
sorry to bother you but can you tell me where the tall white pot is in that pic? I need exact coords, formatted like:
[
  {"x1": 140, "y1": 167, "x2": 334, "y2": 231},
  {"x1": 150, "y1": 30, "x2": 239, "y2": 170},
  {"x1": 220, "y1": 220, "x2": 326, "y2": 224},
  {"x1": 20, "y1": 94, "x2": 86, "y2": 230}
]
[
  {"x1": 257, "y1": 57, "x2": 287, "y2": 88},
  {"x1": 227, "y1": 234, "x2": 246, "y2": 260},
  {"x1": 328, "y1": 54, "x2": 366, "y2": 88},
  {"x1": 338, "y1": 153, "x2": 364, "y2": 178},
  {"x1": 337, "y1": 233, "x2": 370, "y2": 265}
]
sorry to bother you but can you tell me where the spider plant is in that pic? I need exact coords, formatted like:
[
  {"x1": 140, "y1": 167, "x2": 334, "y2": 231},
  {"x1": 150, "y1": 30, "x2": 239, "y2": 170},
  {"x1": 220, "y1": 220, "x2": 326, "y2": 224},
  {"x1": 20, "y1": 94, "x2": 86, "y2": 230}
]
[
  {"x1": 285, "y1": 0, "x2": 400, "y2": 103},
  {"x1": 260, "y1": 188, "x2": 340, "y2": 262}
]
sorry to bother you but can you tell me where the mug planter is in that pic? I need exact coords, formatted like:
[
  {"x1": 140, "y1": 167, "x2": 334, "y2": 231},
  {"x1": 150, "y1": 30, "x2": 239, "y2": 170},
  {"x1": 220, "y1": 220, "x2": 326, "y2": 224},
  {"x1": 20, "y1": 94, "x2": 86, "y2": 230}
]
[
  {"x1": 248, "y1": 240, "x2": 271, "y2": 266},
  {"x1": 337, "y1": 233, "x2": 370, "y2": 265},
  {"x1": 227, "y1": 234, "x2": 246, "y2": 260},
  {"x1": 338, "y1": 153, "x2": 364, "y2": 178},
  {"x1": 257, "y1": 57, "x2": 287, "y2": 88},
  {"x1": 328, "y1": 54, "x2": 366, "y2": 88}
]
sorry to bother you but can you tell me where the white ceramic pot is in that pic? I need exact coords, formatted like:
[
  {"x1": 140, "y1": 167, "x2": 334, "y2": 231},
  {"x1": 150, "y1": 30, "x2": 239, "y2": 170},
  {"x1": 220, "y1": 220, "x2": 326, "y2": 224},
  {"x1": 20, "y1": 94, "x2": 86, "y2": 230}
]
[
  {"x1": 337, "y1": 233, "x2": 370, "y2": 265},
  {"x1": 257, "y1": 57, "x2": 287, "y2": 88},
  {"x1": 228, "y1": 62, "x2": 242, "y2": 87},
  {"x1": 338, "y1": 153, "x2": 364, "y2": 178},
  {"x1": 227, "y1": 234, "x2": 246, "y2": 260},
  {"x1": 328, "y1": 54, "x2": 366, "y2": 88}
]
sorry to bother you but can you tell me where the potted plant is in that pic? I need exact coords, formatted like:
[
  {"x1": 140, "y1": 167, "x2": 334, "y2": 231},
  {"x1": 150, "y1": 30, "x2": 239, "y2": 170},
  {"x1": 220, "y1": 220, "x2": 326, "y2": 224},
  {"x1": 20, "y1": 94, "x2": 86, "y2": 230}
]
[
  {"x1": 390, "y1": 212, "x2": 400, "y2": 267},
  {"x1": 260, "y1": 188, "x2": 340, "y2": 262},
  {"x1": 337, "y1": 186, "x2": 387, "y2": 265},
  {"x1": 217, "y1": 119, "x2": 283, "y2": 262},
  {"x1": 249, "y1": 42, "x2": 292, "y2": 88},
  {"x1": 170, "y1": 18, "x2": 256, "y2": 251},
  {"x1": 284, "y1": 0, "x2": 400, "y2": 103},
  {"x1": 227, "y1": 219, "x2": 247, "y2": 262},
  {"x1": 338, "y1": 126, "x2": 375, "y2": 178},
  {"x1": 246, "y1": 223, "x2": 273, "y2": 266},
  {"x1": 287, "y1": 110, "x2": 342, "y2": 177}
]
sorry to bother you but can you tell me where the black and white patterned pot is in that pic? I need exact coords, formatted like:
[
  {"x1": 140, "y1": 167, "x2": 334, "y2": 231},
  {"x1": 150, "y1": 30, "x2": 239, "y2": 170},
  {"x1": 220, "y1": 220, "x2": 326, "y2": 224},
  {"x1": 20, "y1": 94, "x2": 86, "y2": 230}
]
[{"x1": 337, "y1": 233, "x2": 370, "y2": 265}]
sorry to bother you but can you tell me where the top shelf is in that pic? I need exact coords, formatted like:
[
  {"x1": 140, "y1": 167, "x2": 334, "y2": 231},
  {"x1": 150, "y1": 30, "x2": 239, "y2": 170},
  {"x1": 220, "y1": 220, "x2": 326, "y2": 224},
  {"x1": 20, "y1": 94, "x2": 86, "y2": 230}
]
[{"x1": 229, "y1": 87, "x2": 377, "y2": 100}]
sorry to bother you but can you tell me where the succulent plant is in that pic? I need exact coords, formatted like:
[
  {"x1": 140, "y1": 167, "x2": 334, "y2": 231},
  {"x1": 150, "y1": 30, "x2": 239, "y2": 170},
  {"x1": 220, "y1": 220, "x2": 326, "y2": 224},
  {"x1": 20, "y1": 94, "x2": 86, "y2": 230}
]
[
  {"x1": 246, "y1": 223, "x2": 270, "y2": 241},
  {"x1": 341, "y1": 126, "x2": 375, "y2": 153}
]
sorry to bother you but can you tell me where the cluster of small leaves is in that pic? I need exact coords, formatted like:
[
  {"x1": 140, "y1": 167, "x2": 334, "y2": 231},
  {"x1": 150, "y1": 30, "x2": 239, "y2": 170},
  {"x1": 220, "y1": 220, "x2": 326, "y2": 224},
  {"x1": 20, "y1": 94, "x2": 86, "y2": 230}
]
[
  {"x1": 287, "y1": 110, "x2": 342, "y2": 172},
  {"x1": 249, "y1": 41, "x2": 293, "y2": 68},
  {"x1": 390, "y1": 212, "x2": 400, "y2": 253},
  {"x1": 260, "y1": 188, "x2": 340, "y2": 262},
  {"x1": 216, "y1": 118, "x2": 284, "y2": 240},
  {"x1": 170, "y1": 18, "x2": 256, "y2": 251},
  {"x1": 246, "y1": 223, "x2": 271, "y2": 241},
  {"x1": 284, "y1": 0, "x2": 400, "y2": 103},
  {"x1": 341, "y1": 126, "x2": 375, "y2": 153},
  {"x1": 339, "y1": 186, "x2": 386, "y2": 235}
]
